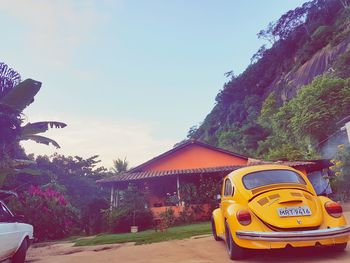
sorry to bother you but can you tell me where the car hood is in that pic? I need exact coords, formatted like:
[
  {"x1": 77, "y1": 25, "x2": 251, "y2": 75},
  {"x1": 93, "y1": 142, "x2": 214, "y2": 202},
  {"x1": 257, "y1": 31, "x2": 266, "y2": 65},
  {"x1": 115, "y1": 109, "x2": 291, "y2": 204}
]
[{"x1": 248, "y1": 188, "x2": 322, "y2": 229}]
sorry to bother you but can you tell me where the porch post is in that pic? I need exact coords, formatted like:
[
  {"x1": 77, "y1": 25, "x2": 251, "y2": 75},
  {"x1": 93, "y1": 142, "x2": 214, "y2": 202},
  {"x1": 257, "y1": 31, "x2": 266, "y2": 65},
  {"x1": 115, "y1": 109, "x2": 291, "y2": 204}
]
[
  {"x1": 110, "y1": 185, "x2": 115, "y2": 211},
  {"x1": 115, "y1": 187, "x2": 119, "y2": 208},
  {"x1": 176, "y1": 175, "x2": 181, "y2": 205}
]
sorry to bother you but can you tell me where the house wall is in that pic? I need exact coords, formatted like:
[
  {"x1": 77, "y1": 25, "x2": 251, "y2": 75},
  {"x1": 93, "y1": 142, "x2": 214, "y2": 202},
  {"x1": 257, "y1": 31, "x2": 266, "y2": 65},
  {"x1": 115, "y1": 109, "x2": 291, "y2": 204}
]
[{"x1": 142, "y1": 144, "x2": 247, "y2": 171}]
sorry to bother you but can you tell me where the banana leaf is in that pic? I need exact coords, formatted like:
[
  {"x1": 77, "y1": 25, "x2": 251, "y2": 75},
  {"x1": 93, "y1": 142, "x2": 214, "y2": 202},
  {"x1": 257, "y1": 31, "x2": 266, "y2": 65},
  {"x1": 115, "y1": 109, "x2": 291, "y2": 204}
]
[
  {"x1": 12, "y1": 159, "x2": 37, "y2": 167},
  {"x1": 21, "y1": 134, "x2": 61, "y2": 148},
  {"x1": 14, "y1": 168, "x2": 42, "y2": 176},
  {"x1": 22, "y1": 121, "x2": 67, "y2": 136},
  {"x1": 0, "y1": 78, "x2": 41, "y2": 112}
]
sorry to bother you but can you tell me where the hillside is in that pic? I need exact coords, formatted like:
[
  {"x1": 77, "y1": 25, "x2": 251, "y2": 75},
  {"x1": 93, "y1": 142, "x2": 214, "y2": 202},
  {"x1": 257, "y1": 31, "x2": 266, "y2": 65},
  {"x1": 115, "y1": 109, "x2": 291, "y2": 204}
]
[{"x1": 190, "y1": 0, "x2": 350, "y2": 160}]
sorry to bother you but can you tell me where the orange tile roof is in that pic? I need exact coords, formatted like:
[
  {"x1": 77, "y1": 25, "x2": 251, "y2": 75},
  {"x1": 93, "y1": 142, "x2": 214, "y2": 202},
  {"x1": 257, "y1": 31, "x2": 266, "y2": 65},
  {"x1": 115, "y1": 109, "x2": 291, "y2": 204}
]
[
  {"x1": 97, "y1": 165, "x2": 242, "y2": 184},
  {"x1": 97, "y1": 160, "x2": 325, "y2": 184}
]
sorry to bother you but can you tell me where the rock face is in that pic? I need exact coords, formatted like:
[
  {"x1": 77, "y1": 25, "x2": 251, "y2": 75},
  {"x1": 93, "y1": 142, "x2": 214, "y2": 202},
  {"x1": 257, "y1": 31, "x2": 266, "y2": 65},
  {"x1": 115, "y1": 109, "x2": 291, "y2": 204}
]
[{"x1": 273, "y1": 38, "x2": 350, "y2": 103}]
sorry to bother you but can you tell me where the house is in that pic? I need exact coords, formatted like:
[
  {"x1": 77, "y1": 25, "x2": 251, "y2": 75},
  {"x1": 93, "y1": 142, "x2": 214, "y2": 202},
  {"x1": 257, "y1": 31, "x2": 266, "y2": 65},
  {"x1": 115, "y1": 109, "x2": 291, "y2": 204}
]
[{"x1": 97, "y1": 140, "x2": 331, "y2": 217}]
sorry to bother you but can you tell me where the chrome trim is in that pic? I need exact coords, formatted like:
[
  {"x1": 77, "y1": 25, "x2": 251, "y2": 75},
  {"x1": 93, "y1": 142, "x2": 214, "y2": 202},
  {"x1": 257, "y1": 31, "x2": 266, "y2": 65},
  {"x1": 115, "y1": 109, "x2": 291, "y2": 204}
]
[{"x1": 236, "y1": 226, "x2": 350, "y2": 241}]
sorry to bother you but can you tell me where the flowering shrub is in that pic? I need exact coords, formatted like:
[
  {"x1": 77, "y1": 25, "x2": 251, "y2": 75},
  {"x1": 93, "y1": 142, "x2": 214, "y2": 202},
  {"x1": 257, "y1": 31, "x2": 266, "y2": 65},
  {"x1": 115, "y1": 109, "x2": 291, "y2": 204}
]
[{"x1": 9, "y1": 185, "x2": 79, "y2": 241}]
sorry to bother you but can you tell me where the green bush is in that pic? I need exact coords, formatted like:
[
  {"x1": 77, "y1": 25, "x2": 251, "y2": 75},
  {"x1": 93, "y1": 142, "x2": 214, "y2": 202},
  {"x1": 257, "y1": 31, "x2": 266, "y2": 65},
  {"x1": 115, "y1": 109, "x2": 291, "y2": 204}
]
[
  {"x1": 105, "y1": 184, "x2": 154, "y2": 233},
  {"x1": 81, "y1": 198, "x2": 109, "y2": 235},
  {"x1": 107, "y1": 208, "x2": 154, "y2": 233},
  {"x1": 159, "y1": 208, "x2": 176, "y2": 227},
  {"x1": 178, "y1": 206, "x2": 196, "y2": 224}
]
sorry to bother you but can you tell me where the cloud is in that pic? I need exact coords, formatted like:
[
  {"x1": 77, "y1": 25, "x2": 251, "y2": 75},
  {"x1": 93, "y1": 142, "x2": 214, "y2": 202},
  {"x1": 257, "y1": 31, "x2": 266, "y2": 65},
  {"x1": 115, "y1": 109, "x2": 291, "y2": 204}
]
[
  {"x1": 0, "y1": 0, "x2": 111, "y2": 66},
  {"x1": 21, "y1": 114, "x2": 176, "y2": 169}
]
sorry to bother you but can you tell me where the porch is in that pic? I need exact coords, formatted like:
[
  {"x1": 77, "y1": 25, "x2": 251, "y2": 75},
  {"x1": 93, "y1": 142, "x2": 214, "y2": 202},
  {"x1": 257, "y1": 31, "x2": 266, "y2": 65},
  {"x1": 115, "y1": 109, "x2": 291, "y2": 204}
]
[{"x1": 103, "y1": 166, "x2": 237, "y2": 218}]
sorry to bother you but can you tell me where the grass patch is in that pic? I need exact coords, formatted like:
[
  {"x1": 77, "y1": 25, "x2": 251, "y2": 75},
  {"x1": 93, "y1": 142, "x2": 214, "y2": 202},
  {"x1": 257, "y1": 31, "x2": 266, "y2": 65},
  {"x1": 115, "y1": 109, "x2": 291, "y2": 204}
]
[
  {"x1": 60, "y1": 235, "x2": 85, "y2": 242},
  {"x1": 74, "y1": 222, "x2": 211, "y2": 246}
]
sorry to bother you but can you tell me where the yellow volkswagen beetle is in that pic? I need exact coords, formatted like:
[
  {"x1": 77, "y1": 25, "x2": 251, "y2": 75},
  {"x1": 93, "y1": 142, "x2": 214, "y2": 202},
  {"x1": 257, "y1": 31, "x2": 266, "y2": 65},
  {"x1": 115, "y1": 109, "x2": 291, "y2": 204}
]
[{"x1": 211, "y1": 165, "x2": 350, "y2": 260}]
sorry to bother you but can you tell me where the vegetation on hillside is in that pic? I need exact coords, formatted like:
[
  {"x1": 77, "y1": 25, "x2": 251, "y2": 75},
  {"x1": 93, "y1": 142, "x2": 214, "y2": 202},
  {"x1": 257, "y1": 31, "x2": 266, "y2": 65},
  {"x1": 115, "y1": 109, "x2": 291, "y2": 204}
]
[{"x1": 190, "y1": 0, "x2": 350, "y2": 160}]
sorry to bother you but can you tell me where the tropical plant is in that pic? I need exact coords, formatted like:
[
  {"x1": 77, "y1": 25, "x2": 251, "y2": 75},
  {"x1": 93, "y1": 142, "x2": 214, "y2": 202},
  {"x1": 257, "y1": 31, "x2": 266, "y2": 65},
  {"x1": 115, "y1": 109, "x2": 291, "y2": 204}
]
[
  {"x1": 0, "y1": 61, "x2": 66, "y2": 187},
  {"x1": 111, "y1": 157, "x2": 129, "y2": 174},
  {"x1": 106, "y1": 184, "x2": 153, "y2": 233}
]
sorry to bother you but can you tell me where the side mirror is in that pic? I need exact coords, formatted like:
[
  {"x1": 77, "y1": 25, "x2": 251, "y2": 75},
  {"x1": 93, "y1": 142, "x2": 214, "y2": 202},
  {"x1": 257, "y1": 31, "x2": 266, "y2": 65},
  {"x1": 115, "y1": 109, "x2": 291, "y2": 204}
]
[{"x1": 216, "y1": 194, "x2": 221, "y2": 202}]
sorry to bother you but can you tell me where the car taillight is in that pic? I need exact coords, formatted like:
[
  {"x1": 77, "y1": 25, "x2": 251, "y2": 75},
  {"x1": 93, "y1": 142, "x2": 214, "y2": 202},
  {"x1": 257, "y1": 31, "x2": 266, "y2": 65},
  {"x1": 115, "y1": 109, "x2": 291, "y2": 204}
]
[
  {"x1": 325, "y1": 201, "x2": 343, "y2": 218},
  {"x1": 236, "y1": 210, "x2": 251, "y2": 225}
]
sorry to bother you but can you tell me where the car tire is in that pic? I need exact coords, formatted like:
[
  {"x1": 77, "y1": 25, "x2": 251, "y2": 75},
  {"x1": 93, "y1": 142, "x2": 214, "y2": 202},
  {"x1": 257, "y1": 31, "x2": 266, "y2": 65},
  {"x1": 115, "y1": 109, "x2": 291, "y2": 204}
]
[
  {"x1": 12, "y1": 238, "x2": 28, "y2": 263},
  {"x1": 211, "y1": 217, "x2": 221, "y2": 241},
  {"x1": 333, "y1": 242, "x2": 347, "y2": 252},
  {"x1": 225, "y1": 222, "x2": 247, "y2": 260}
]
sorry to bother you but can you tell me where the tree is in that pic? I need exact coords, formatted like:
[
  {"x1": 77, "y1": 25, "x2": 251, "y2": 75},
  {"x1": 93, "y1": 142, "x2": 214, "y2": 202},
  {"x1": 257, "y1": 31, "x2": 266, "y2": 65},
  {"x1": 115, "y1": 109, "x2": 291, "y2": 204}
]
[
  {"x1": 257, "y1": 22, "x2": 277, "y2": 44},
  {"x1": 250, "y1": 45, "x2": 267, "y2": 64},
  {"x1": 111, "y1": 157, "x2": 129, "y2": 174},
  {"x1": 259, "y1": 75, "x2": 350, "y2": 160},
  {"x1": 0, "y1": 61, "x2": 66, "y2": 187},
  {"x1": 6, "y1": 154, "x2": 110, "y2": 234}
]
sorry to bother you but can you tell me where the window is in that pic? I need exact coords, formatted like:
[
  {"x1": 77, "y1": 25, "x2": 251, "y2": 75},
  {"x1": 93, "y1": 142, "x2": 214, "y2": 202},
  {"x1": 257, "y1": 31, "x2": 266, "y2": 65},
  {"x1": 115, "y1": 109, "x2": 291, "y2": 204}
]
[
  {"x1": 0, "y1": 202, "x2": 13, "y2": 222},
  {"x1": 242, "y1": 169, "x2": 306, "y2": 190},
  {"x1": 308, "y1": 170, "x2": 332, "y2": 195},
  {"x1": 223, "y1": 178, "x2": 234, "y2": 196}
]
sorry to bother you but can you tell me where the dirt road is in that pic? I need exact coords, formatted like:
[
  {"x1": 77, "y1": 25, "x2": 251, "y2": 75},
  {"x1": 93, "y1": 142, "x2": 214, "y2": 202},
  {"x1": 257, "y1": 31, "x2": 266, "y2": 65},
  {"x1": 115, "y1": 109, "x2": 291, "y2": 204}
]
[{"x1": 28, "y1": 212, "x2": 350, "y2": 263}]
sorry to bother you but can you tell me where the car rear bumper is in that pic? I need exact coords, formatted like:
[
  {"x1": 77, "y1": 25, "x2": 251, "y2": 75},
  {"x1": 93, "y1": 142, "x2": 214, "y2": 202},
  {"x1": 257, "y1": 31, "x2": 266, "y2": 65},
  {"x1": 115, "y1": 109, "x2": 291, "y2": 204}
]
[{"x1": 236, "y1": 226, "x2": 350, "y2": 241}]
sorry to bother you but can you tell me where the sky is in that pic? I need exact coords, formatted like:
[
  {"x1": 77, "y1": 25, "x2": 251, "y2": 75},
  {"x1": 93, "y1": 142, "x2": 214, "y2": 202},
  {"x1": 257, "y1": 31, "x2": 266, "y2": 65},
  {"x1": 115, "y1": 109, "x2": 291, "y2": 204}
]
[{"x1": 0, "y1": 0, "x2": 309, "y2": 169}]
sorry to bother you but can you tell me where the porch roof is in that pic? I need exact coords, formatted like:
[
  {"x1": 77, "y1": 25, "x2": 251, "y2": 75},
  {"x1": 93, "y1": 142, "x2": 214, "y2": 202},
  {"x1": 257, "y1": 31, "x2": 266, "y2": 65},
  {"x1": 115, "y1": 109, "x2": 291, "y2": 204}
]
[
  {"x1": 97, "y1": 165, "x2": 243, "y2": 184},
  {"x1": 97, "y1": 160, "x2": 322, "y2": 185}
]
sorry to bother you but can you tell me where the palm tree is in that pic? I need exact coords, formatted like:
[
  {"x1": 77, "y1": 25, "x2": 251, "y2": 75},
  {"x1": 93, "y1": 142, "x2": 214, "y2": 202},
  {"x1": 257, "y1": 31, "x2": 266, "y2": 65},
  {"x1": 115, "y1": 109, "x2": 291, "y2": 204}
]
[{"x1": 111, "y1": 157, "x2": 129, "y2": 174}]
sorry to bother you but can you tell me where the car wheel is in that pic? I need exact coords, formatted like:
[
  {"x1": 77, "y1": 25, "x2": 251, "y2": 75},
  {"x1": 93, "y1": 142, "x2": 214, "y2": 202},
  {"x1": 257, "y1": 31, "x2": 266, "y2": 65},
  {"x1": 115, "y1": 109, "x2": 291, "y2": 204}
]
[
  {"x1": 225, "y1": 222, "x2": 246, "y2": 260},
  {"x1": 211, "y1": 217, "x2": 221, "y2": 241},
  {"x1": 333, "y1": 242, "x2": 347, "y2": 252},
  {"x1": 12, "y1": 239, "x2": 28, "y2": 263}
]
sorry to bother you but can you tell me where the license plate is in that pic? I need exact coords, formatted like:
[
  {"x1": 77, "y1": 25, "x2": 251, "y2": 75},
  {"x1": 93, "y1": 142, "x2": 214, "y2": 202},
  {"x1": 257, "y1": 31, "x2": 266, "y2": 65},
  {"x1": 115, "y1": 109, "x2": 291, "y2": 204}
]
[{"x1": 277, "y1": 206, "x2": 312, "y2": 217}]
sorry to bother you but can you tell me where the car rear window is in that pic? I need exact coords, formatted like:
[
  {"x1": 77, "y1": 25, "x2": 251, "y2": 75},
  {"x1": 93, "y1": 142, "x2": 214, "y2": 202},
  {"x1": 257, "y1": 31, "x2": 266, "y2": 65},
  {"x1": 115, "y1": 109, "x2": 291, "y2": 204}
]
[{"x1": 242, "y1": 169, "x2": 306, "y2": 190}]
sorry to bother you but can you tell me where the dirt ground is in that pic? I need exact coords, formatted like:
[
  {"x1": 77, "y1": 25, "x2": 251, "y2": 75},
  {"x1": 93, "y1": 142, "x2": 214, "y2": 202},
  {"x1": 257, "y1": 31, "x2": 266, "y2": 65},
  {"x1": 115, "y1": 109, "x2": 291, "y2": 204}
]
[{"x1": 27, "y1": 211, "x2": 350, "y2": 263}]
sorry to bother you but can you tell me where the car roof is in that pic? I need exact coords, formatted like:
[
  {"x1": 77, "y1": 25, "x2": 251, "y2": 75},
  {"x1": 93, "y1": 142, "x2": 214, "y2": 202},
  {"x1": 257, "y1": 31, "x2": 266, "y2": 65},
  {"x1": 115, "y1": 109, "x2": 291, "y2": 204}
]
[
  {"x1": 225, "y1": 164, "x2": 315, "y2": 199},
  {"x1": 227, "y1": 164, "x2": 298, "y2": 181}
]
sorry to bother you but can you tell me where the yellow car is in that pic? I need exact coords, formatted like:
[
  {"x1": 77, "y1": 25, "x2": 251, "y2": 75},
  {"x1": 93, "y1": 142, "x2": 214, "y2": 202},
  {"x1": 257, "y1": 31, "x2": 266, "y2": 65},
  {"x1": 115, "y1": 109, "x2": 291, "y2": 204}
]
[{"x1": 211, "y1": 165, "x2": 350, "y2": 260}]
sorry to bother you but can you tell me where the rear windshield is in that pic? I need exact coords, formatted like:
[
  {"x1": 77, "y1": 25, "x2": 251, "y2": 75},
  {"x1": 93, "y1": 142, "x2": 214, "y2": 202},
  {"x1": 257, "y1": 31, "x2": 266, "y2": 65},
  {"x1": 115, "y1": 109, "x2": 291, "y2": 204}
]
[{"x1": 242, "y1": 169, "x2": 306, "y2": 190}]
